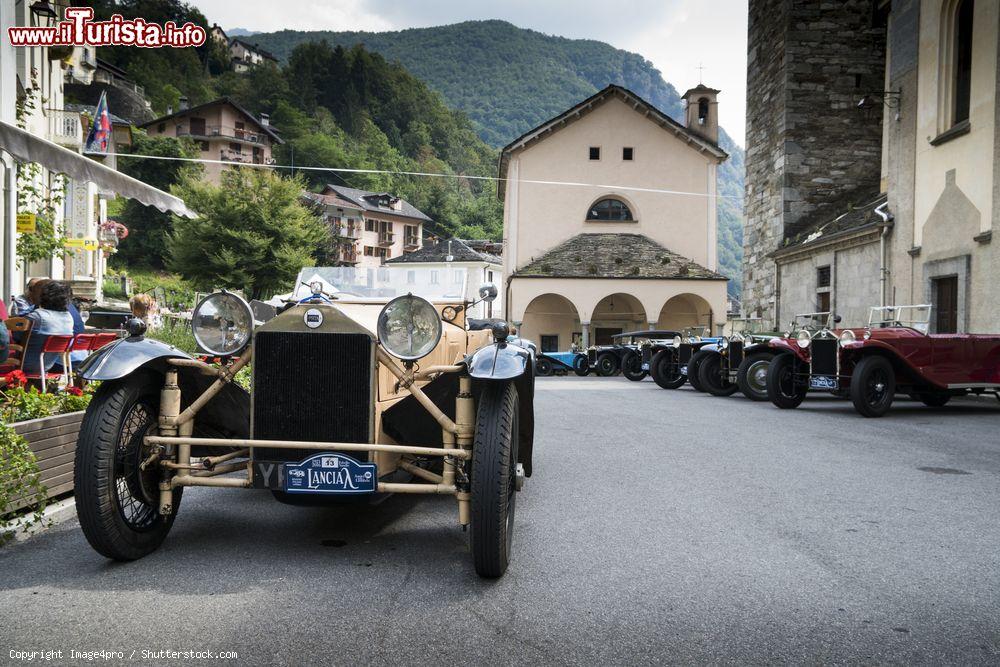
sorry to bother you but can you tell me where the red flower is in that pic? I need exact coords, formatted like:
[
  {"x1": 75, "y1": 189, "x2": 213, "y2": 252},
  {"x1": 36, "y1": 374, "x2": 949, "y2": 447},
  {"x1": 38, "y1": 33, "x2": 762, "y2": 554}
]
[
  {"x1": 3, "y1": 370, "x2": 27, "y2": 387},
  {"x1": 64, "y1": 386, "x2": 84, "y2": 396}
]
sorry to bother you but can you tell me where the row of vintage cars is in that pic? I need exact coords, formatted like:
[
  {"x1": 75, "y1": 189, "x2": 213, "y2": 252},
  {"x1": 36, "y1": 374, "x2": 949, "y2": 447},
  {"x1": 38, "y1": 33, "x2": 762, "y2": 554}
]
[{"x1": 540, "y1": 305, "x2": 1000, "y2": 418}]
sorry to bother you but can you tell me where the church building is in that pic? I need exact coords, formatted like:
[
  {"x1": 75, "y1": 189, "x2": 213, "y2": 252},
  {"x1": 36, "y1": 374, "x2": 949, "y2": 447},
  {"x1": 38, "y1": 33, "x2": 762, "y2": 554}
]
[{"x1": 499, "y1": 84, "x2": 730, "y2": 351}]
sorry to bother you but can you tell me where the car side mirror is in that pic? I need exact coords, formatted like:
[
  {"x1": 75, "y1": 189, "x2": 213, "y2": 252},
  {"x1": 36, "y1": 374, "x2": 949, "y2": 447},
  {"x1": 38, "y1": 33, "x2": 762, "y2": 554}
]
[{"x1": 478, "y1": 283, "x2": 498, "y2": 303}]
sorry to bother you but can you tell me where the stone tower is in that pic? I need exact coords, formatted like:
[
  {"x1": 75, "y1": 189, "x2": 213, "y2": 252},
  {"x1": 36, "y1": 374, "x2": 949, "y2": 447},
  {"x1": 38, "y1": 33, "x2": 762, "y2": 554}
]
[
  {"x1": 742, "y1": 0, "x2": 887, "y2": 325},
  {"x1": 682, "y1": 84, "x2": 720, "y2": 144}
]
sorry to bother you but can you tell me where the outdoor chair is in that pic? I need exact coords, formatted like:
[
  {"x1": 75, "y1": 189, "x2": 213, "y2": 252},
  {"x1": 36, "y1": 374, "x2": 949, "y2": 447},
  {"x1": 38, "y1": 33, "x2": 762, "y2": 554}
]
[
  {"x1": 0, "y1": 317, "x2": 33, "y2": 381},
  {"x1": 23, "y1": 334, "x2": 75, "y2": 392}
]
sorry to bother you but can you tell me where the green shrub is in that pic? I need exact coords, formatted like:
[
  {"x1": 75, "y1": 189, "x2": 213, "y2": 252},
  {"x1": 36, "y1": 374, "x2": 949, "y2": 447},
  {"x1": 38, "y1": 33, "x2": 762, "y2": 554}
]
[
  {"x1": 148, "y1": 320, "x2": 198, "y2": 354},
  {"x1": 0, "y1": 423, "x2": 48, "y2": 542}
]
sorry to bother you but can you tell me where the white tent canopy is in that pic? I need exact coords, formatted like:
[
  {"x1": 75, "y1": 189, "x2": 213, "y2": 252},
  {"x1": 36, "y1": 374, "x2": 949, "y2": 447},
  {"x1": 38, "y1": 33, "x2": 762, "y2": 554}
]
[{"x1": 0, "y1": 119, "x2": 197, "y2": 219}]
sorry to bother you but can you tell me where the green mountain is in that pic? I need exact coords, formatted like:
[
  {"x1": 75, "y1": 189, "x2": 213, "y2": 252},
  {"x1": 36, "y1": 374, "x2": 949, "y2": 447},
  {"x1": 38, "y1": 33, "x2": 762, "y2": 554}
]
[{"x1": 247, "y1": 20, "x2": 744, "y2": 297}]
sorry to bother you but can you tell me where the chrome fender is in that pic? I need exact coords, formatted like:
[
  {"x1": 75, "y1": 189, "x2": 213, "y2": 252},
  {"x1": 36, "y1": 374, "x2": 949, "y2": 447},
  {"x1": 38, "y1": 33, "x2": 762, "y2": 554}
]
[
  {"x1": 467, "y1": 341, "x2": 532, "y2": 380},
  {"x1": 77, "y1": 336, "x2": 192, "y2": 381}
]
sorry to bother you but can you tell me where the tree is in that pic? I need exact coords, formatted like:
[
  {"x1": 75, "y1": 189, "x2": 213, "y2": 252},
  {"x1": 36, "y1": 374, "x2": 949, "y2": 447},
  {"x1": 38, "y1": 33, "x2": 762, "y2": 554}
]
[
  {"x1": 112, "y1": 133, "x2": 203, "y2": 270},
  {"x1": 169, "y1": 169, "x2": 325, "y2": 299}
]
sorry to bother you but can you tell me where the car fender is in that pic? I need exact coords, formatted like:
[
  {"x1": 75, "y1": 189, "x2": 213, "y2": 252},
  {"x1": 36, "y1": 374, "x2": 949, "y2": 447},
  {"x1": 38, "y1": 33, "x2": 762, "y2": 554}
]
[
  {"x1": 768, "y1": 337, "x2": 809, "y2": 363},
  {"x1": 77, "y1": 336, "x2": 192, "y2": 380},
  {"x1": 700, "y1": 343, "x2": 722, "y2": 354},
  {"x1": 467, "y1": 341, "x2": 531, "y2": 380}
]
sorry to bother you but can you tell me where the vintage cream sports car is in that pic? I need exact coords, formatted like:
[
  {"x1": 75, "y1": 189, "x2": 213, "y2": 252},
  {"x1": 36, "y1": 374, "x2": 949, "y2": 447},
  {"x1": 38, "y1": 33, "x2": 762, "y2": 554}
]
[{"x1": 73, "y1": 267, "x2": 535, "y2": 578}]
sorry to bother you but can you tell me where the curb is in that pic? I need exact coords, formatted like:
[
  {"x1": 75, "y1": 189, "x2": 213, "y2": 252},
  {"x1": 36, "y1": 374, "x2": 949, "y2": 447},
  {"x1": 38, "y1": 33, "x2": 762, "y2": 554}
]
[{"x1": 12, "y1": 495, "x2": 77, "y2": 543}]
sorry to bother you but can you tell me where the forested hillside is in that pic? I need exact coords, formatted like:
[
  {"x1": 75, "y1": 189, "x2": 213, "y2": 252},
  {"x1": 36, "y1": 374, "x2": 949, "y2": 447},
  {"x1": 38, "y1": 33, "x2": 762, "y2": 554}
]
[{"x1": 246, "y1": 20, "x2": 745, "y2": 296}]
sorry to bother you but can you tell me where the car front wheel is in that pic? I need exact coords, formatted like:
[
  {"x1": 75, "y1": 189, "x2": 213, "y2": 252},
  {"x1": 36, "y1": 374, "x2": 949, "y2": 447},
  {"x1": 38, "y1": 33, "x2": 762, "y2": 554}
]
[
  {"x1": 737, "y1": 352, "x2": 772, "y2": 401},
  {"x1": 850, "y1": 355, "x2": 896, "y2": 417},
  {"x1": 572, "y1": 355, "x2": 590, "y2": 377},
  {"x1": 535, "y1": 357, "x2": 552, "y2": 376},
  {"x1": 74, "y1": 373, "x2": 182, "y2": 561},
  {"x1": 651, "y1": 349, "x2": 686, "y2": 389},
  {"x1": 686, "y1": 350, "x2": 709, "y2": 392},
  {"x1": 699, "y1": 353, "x2": 739, "y2": 396},
  {"x1": 595, "y1": 352, "x2": 618, "y2": 377},
  {"x1": 621, "y1": 351, "x2": 647, "y2": 381},
  {"x1": 766, "y1": 353, "x2": 807, "y2": 409},
  {"x1": 471, "y1": 381, "x2": 519, "y2": 578}
]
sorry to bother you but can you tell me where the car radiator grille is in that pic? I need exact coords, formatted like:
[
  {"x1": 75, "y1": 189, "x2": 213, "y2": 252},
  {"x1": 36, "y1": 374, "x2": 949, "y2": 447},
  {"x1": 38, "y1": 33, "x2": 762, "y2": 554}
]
[
  {"x1": 728, "y1": 341, "x2": 744, "y2": 369},
  {"x1": 810, "y1": 338, "x2": 838, "y2": 376},
  {"x1": 641, "y1": 347, "x2": 652, "y2": 364},
  {"x1": 252, "y1": 331, "x2": 372, "y2": 451},
  {"x1": 679, "y1": 345, "x2": 693, "y2": 364},
  {"x1": 587, "y1": 349, "x2": 597, "y2": 364}
]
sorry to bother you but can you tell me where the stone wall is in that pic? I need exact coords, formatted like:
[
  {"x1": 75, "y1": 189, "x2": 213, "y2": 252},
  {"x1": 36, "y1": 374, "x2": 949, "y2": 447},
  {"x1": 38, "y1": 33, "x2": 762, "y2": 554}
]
[{"x1": 743, "y1": 0, "x2": 887, "y2": 327}]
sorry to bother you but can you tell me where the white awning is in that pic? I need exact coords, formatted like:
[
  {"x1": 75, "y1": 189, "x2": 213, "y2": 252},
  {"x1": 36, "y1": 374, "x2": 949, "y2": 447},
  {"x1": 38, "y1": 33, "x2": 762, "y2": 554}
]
[{"x1": 0, "y1": 119, "x2": 197, "y2": 219}]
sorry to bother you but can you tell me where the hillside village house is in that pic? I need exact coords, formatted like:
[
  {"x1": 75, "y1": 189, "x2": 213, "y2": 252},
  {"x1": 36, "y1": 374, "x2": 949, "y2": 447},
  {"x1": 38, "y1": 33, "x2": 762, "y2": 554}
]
[
  {"x1": 500, "y1": 84, "x2": 729, "y2": 350},
  {"x1": 743, "y1": 0, "x2": 1000, "y2": 333},
  {"x1": 386, "y1": 238, "x2": 504, "y2": 319},
  {"x1": 228, "y1": 38, "x2": 279, "y2": 73},
  {"x1": 140, "y1": 98, "x2": 282, "y2": 184},
  {"x1": 304, "y1": 185, "x2": 428, "y2": 268}
]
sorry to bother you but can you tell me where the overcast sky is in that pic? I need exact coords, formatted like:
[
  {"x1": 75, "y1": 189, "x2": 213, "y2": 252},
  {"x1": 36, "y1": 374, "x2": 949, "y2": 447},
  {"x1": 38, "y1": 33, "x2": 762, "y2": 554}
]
[{"x1": 194, "y1": 0, "x2": 749, "y2": 145}]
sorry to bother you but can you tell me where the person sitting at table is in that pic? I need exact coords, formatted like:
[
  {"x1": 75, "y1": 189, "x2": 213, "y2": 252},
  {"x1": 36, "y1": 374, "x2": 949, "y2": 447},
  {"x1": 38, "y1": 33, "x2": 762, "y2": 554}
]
[
  {"x1": 15, "y1": 280, "x2": 75, "y2": 376},
  {"x1": 10, "y1": 277, "x2": 46, "y2": 316}
]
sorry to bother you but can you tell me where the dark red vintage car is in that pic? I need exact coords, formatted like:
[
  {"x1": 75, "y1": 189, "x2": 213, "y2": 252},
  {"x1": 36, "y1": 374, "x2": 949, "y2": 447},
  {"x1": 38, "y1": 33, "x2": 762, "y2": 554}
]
[{"x1": 765, "y1": 305, "x2": 1000, "y2": 417}]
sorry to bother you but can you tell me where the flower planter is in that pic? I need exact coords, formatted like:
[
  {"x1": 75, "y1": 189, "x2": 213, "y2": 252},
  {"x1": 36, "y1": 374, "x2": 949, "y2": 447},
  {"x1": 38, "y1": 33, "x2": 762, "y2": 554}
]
[{"x1": 11, "y1": 411, "x2": 85, "y2": 503}]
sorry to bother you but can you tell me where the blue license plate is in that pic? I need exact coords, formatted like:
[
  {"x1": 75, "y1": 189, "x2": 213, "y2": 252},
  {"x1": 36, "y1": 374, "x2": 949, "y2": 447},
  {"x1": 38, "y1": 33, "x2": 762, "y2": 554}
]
[
  {"x1": 641, "y1": 363, "x2": 649, "y2": 371},
  {"x1": 284, "y1": 452, "x2": 377, "y2": 494},
  {"x1": 680, "y1": 365, "x2": 688, "y2": 376},
  {"x1": 810, "y1": 376, "x2": 838, "y2": 390}
]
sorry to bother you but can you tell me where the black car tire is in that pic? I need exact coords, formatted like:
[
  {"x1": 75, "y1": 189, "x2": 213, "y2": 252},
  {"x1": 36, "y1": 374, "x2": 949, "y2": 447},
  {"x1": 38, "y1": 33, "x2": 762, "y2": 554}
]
[
  {"x1": 74, "y1": 373, "x2": 182, "y2": 561},
  {"x1": 651, "y1": 349, "x2": 686, "y2": 389},
  {"x1": 737, "y1": 352, "x2": 772, "y2": 401},
  {"x1": 572, "y1": 355, "x2": 590, "y2": 377},
  {"x1": 471, "y1": 381, "x2": 519, "y2": 579},
  {"x1": 916, "y1": 391, "x2": 951, "y2": 407},
  {"x1": 535, "y1": 357, "x2": 553, "y2": 377},
  {"x1": 767, "y1": 353, "x2": 808, "y2": 409},
  {"x1": 596, "y1": 352, "x2": 618, "y2": 377},
  {"x1": 686, "y1": 350, "x2": 709, "y2": 392},
  {"x1": 850, "y1": 355, "x2": 896, "y2": 418},
  {"x1": 699, "y1": 353, "x2": 739, "y2": 396},
  {"x1": 621, "y1": 351, "x2": 647, "y2": 381}
]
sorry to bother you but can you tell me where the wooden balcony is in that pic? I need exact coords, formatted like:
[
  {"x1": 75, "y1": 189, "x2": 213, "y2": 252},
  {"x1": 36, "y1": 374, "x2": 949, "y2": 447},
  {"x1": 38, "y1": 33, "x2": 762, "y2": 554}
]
[
  {"x1": 378, "y1": 232, "x2": 395, "y2": 246},
  {"x1": 403, "y1": 235, "x2": 420, "y2": 250}
]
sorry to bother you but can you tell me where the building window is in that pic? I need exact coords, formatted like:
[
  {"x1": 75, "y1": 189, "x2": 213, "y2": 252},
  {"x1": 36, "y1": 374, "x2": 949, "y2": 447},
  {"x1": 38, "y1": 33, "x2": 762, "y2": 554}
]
[
  {"x1": 589, "y1": 146, "x2": 600, "y2": 160},
  {"x1": 697, "y1": 98, "x2": 709, "y2": 125},
  {"x1": 407, "y1": 270, "x2": 416, "y2": 284},
  {"x1": 622, "y1": 147, "x2": 634, "y2": 161},
  {"x1": 953, "y1": 0, "x2": 974, "y2": 124},
  {"x1": 540, "y1": 335, "x2": 559, "y2": 353},
  {"x1": 817, "y1": 265, "x2": 831, "y2": 288},
  {"x1": 157, "y1": 123, "x2": 165, "y2": 133},
  {"x1": 430, "y1": 270, "x2": 439, "y2": 285},
  {"x1": 817, "y1": 292, "x2": 831, "y2": 313},
  {"x1": 365, "y1": 219, "x2": 376, "y2": 232},
  {"x1": 586, "y1": 198, "x2": 634, "y2": 221}
]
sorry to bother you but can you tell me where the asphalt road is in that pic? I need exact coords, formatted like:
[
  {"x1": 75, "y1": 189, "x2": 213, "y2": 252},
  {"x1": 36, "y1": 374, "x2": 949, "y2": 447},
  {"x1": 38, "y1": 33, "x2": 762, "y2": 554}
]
[{"x1": 3, "y1": 377, "x2": 1000, "y2": 665}]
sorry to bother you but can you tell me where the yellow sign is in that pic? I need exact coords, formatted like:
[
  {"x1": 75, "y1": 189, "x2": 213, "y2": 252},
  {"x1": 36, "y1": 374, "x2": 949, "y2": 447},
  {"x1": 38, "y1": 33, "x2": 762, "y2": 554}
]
[
  {"x1": 15, "y1": 213, "x2": 36, "y2": 233},
  {"x1": 64, "y1": 238, "x2": 99, "y2": 251}
]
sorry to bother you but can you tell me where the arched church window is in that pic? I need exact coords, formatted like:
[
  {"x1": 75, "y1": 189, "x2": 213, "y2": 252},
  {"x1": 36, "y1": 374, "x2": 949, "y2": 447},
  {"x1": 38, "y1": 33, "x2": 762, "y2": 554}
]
[
  {"x1": 953, "y1": 0, "x2": 974, "y2": 124},
  {"x1": 697, "y1": 98, "x2": 709, "y2": 125},
  {"x1": 586, "y1": 198, "x2": 634, "y2": 221}
]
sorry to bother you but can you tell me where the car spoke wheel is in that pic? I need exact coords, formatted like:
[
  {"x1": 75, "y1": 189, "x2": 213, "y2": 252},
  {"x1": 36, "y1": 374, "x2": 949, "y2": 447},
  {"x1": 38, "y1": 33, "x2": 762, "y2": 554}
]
[
  {"x1": 850, "y1": 356, "x2": 896, "y2": 417},
  {"x1": 471, "y1": 381, "x2": 519, "y2": 578},
  {"x1": 686, "y1": 351, "x2": 709, "y2": 392},
  {"x1": 737, "y1": 353, "x2": 772, "y2": 401},
  {"x1": 74, "y1": 373, "x2": 182, "y2": 561},
  {"x1": 572, "y1": 355, "x2": 590, "y2": 377},
  {"x1": 535, "y1": 357, "x2": 553, "y2": 377},
  {"x1": 766, "y1": 353, "x2": 807, "y2": 409},
  {"x1": 651, "y1": 349, "x2": 686, "y2": 389},
  {"x1": 596, "y1": 352, "x2": 618, "y2": 377},
  {"x1": 699, "y1": 353, "x2": 739, "y2": 396},
  {"x1": 621, "y1": 351, "x2": 647, "y2": 381}
]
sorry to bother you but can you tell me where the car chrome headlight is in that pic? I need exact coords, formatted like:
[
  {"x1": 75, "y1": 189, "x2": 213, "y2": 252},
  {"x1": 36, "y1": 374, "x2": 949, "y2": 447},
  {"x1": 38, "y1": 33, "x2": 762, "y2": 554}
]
[
  {"x1": 839, "y1": 329, "x2": 857, "y2": 347},
  {"x1": 192, "y1": 291, "x2": 253, "y2": 356},
  {"x1": 672, "y1": 335, "x2": 682, "y2": 348},
  {"x1": 796, "y1": 329, "x2": 812, "y2": 349},
  {"x1": 377, "y1": 294, "x2": 442, "y2": 361},
  {"x1": 720, "y1": 337, "x2": 730, "y2": 350}
]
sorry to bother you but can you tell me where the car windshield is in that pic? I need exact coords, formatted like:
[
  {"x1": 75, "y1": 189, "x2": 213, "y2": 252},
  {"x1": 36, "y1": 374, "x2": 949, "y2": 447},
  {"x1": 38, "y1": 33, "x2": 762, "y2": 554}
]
[
  {"x1": 293, "y1": 266, "x2": 471, "y2": 302},
  {"x1": 728, "y1": 318, "x2": 764, "y2": 335},
  {"x1": 868, "y1": 305, "x2": 931, "y2": 332},
  {"x1": 791, "y1": 312, "x2": 833, "y2": 331}
]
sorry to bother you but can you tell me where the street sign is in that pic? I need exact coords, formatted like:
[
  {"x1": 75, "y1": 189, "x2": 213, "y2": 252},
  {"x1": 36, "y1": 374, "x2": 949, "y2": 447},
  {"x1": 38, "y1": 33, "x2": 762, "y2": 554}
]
[
  {"x1": 64, "y1": 238, "x2": 99, "y2": 251},
  {"x1": 15, "y1": 213, "x2": 35, "y2": 233}
]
